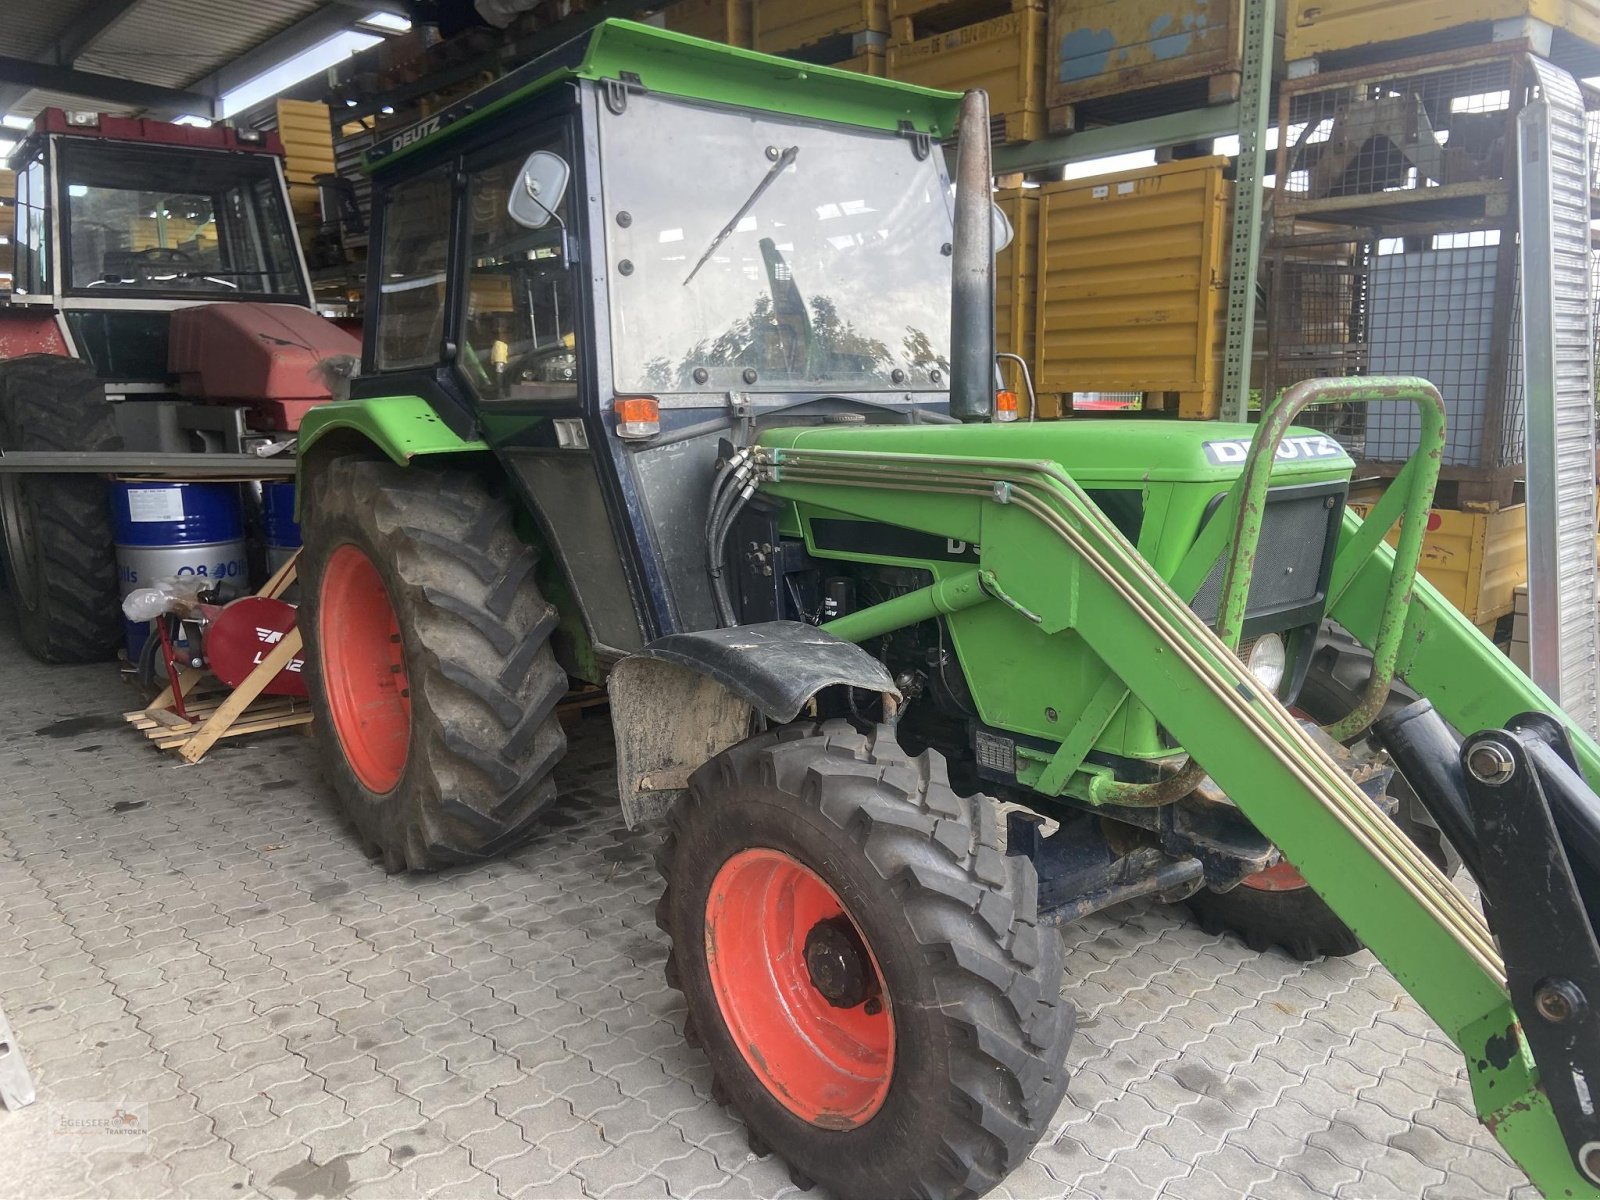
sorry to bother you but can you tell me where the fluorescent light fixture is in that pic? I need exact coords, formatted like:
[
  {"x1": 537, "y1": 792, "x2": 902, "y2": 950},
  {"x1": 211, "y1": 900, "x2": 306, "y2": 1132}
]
[
  {"x1": 0, "y1": 115, "x2": 30, "y2": 130},
  {"x1": 173, "y1": 115, "x2": 213, "y2": 127},
  {"x1": 221, "y1": 29, "x2": 381, "y2": 117},
  {"x1": 362, "y1": 11, "x2": 411, "y2": 31}
]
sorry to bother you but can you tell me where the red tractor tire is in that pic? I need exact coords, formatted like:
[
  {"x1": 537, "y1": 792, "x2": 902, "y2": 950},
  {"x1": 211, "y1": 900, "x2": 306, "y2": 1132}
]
[
  {"x1": 656, "y1": 720, "x2": 1074, "y2": 1199},
  {"x1": 299, "y1": 455, "x2": 568, "y2": 870}
]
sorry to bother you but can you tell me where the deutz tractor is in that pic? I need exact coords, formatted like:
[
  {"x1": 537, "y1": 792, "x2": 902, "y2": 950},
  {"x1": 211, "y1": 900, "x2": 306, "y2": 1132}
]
[{"x1": 294, "y1": 21, "x2": 1600, "y2": 1199}]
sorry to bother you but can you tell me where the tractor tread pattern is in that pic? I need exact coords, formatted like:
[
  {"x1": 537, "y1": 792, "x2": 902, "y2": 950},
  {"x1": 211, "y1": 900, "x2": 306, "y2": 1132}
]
[
  {"x1": 0, "y1": 355, "x2": 122, "y2": 663},
  {"x1": 301, "y1": 456, "x2": 566, "y2": 871},
  {"x1": 655, "y1": 720, "x2": 1074, "y2": 1200}
]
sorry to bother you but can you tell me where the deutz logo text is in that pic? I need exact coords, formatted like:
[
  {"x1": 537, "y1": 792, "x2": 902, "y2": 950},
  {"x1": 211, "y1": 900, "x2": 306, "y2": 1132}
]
[
  {"x1": 1201, "y1": 434, "x2": 1345, "y2": 466},
  {"x1": 392, "y1": 117, "x2": 441, "y2": 152}
]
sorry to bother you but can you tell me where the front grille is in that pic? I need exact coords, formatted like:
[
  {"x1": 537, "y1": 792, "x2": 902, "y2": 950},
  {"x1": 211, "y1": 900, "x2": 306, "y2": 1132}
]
[{"x1": 1189, "y1": 487, "x2": 1339, "y2": 627}]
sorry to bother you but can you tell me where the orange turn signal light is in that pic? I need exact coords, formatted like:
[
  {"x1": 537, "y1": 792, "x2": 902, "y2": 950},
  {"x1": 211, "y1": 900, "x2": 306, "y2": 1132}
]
[{"x1": 614, "y1": 395, "x2": 660, "y2": 439}]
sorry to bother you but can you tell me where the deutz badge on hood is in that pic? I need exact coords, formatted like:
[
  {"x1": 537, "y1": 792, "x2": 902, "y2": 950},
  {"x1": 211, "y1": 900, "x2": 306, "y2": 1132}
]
[{"x1": 1202, "y1": 434, "x2": 1345, "y2": 466}]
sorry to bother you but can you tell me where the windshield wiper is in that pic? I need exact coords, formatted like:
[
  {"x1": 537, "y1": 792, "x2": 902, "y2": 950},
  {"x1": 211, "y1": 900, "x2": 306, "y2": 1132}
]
[{"x1": 683, "y1": 145, "x2": 798, "y2": 286}]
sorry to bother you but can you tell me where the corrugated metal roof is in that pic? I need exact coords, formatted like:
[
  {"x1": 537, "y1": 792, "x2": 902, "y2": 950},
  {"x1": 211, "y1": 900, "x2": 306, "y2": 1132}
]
[
  {"x1": 0, "y1": 0, "x2": 367, "y2": 119},
  {"x1": 76, "y1": 0, "x2": 328, "y2": 91},
  {"x1": 0, "y1": 0, "x2": 103, "y2": 61}
]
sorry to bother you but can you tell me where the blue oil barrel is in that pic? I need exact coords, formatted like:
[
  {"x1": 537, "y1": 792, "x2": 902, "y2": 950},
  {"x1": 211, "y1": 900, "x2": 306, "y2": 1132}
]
[
  {"x1": 261, "y1": 480, "x2": 301, "y2": 573},
  {"x1": 113, "y1": 482, "x2": 248, "y2": 657}
]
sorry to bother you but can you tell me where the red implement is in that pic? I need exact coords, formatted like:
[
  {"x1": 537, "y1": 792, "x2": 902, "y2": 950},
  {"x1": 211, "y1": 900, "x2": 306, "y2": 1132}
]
[{"x1": 203, "y1": 596, "x2": 307, "y2": 697}]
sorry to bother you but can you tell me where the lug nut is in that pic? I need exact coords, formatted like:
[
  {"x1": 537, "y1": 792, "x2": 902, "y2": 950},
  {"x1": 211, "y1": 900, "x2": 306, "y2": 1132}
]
[{"x1": 1466, "y1": 741, "x2": 1516, "y2": 786}]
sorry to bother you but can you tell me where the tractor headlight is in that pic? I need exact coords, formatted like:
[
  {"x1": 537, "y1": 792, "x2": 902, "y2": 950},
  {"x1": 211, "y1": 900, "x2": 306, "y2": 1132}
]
[{"x1": 1245, "y1": 633, "x2": 1286, "y2": 696}]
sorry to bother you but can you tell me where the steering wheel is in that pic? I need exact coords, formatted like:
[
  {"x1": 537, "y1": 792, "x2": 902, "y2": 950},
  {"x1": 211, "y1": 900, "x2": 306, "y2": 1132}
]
[
  {"x1": 509, "y1": 341, "x2": 577, "y2": 385},
  {"x1": 132, "y1": 246, "x2": 195, "y2": 266}
]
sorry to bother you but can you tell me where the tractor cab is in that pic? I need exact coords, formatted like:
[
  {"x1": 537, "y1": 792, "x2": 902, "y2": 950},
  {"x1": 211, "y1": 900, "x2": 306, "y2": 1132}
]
[
  {"x1": 350, "y1": 23, "x2": 969, "y2": 648},
  {"x1": 2, "y1": 109, "x2": 347, "y2": 451}
]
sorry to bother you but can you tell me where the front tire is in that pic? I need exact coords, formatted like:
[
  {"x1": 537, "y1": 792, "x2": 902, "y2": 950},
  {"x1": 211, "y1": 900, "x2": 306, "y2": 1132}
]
[
  {"x1": 0, "y1": 355, "x2": 122, "y2": 663},
  {"x1": 1184, "y1": 640, "x2": 1454, "y2": 960},
  {"x1": 299, "y1": 456, "x2": 568, "y2": 871},
  {"x1": 656, "y1": 720, "x2": 1074, "y2": 1200}
]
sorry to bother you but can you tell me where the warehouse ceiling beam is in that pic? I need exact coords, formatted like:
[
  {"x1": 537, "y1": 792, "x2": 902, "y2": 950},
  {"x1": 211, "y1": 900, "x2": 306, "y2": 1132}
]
[
  {"x1": 0, "y1": 0, "x2": 143, "y2": 118},
  {"x1": 0, "y1": 57, "x2": 214, "y2": 117}
]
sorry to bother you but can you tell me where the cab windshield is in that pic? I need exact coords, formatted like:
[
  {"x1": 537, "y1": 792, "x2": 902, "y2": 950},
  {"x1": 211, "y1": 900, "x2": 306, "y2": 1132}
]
[
  {"x1": 59, "y1": 140, "x2": 304, "y2": 299},
  {"x1": 599, "y1": 92, "x2": 953, "y2": 394}
]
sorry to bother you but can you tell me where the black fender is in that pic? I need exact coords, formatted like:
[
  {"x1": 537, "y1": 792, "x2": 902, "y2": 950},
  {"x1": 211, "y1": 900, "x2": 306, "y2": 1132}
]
[{"x1": 609, "y1": 621, "x2": 899, "y2": 827}]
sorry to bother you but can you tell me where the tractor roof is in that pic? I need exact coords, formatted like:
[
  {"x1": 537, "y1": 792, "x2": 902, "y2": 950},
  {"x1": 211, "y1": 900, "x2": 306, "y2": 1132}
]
[
  {"x1": 364, "y1": 18, "x2": 963, "y2": 174},
  {"x1": 7, "y1": 108, "x2": 285, "y2": 171}
]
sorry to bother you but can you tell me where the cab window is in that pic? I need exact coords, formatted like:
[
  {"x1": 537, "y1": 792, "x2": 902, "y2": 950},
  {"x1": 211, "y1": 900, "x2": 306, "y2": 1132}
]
[
  {"x1": 375, "y1": 168, "x2": 452, "y2": 370},
  {"x1": 458, "y1": 139, "x2": 577, "y2": 401}
]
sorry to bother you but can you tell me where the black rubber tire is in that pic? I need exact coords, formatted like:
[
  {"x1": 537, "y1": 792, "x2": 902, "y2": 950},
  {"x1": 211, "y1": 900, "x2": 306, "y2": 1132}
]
[
  {"x1": 656, "y1": 719, "x2": 1074, "y2": 1200},
  {"x1": 0, "y1": 354, "x2": 122, "y2": 663},
  {"x1": 1184, "y1": 643, "x2": 1453, "y2": 961},
  {"x1": 299, "y1": 455, "x2": 567, "y2": 871}
]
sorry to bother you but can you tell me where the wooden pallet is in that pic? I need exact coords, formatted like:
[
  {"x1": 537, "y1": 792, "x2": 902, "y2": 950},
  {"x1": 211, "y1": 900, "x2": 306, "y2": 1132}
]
[{"x1": 123, "y1": 553, "x2": 311, "y2": 764}]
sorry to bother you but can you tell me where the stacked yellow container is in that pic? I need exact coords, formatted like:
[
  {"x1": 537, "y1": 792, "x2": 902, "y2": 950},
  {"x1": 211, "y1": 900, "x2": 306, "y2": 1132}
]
[{"x1": 887, "y1": 0, "x2": 1046, "y2": 144}]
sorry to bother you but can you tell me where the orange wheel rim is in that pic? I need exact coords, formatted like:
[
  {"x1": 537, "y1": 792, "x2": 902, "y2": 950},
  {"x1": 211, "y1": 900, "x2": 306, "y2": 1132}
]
[
  {"x1": 1241, "y1": 861, "x2": 1310, "y2": 891},
  {"x1": 704, "y1": 848, "x2": 894, "y2": 1129},
  {"x1": 319, "y1": 543, "x2": 411, "y2": 793}
]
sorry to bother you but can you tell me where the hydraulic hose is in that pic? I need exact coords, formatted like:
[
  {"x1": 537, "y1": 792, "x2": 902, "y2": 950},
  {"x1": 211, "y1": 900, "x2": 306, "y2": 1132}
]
[{"x1": 705, "y1": 447, "x2": 754, "y2": 626}]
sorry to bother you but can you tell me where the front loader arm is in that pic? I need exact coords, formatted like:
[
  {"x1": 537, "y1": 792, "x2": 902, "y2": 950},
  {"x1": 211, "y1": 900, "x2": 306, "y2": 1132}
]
[
  {"x1": 757, "y1": 432, "x2": 1593, "y2": 1197},
  {"x1": 1331, "y1": 518, "x2": 1600, "y2": 791}
]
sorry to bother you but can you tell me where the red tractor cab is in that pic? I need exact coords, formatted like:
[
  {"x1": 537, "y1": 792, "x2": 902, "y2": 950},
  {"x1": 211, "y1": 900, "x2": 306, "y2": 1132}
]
[{"x1": 0, "y1": 108, "x2": 356, "y2": 663}]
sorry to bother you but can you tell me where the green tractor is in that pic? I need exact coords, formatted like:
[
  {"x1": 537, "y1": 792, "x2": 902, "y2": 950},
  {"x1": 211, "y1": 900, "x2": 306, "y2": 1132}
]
[{"x1": 295, "y1": 21, "x2": 1600, "y2": 1199}]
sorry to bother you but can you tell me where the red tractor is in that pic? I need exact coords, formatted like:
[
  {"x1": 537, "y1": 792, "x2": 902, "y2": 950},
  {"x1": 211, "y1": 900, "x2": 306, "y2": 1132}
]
[{"x1": 0, "y1": 108, "x2": 356, "y2": 662}]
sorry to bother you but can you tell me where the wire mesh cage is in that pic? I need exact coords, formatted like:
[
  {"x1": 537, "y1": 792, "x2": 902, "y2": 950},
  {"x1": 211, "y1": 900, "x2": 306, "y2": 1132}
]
[
  {"x1": 1264, "y1": 232, "x2": 1525, "y2": 470},
  {"x1": 1275, "y1": 48, "x2": 1524, "y2": 221},
  {"x1": 1265, "y1": 52, "x2": 1600, "y2": 480}
]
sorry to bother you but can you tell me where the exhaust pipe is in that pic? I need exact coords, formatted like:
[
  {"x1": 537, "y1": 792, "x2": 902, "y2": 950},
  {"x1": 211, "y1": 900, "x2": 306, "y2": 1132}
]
[{"x1": 949, "y1": 89, "x2": 995, "y2": 423}]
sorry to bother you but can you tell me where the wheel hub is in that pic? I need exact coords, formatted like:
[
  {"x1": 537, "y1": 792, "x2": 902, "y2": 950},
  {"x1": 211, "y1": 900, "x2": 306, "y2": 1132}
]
[
  {"x1": 804, "y1": 915, "x2": 874, "y2": 1009},
  {"x1": 318, "y1": 543, "x2": 412, "y2": 794},
  {"x1": 703, "y1": 847, "x2": 895, "y2": 1128}
]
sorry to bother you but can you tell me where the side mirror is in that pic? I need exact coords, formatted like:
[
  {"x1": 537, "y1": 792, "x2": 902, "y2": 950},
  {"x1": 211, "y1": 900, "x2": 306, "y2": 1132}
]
[
  {"x1": 507, "y1": 150, "x2": 571, "y2": 230},
  {"x1": 991, "y1": 202, "x2": 1013, "y2": 255}
]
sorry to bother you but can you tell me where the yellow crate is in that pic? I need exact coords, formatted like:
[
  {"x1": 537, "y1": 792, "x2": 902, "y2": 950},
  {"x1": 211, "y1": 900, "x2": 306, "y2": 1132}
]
[
  {"x1": 1032, "y1": 157, "x2": 1230, "y2": 419},
  {"x1": 664, "y1": 0, "x2": 752, "y2": 46},
  {"x1": 887, "y1": 8, "x2": 1046, "y2": 143},
  {"x1": 1286, "y1": 0, "x2": 1600, "y2": 61},
  {"x1": 1348, "y1": 493, "x2": 1528, "y2": 627},
  {"x1": 754, "y1": 0, "x2": 888, "y2": 53},
  {"x1": 287, "y1": 182, "x2": 322, "y2": 223},
  {"x1": 1047, "y1": 0, "x2": 1285, "y2": 112},
  {"x1": 275, "y1": 99, "x2": 335, "y2": 187},
  {"x1": 994, "y1": 188, "x2": 1039, "y2": 388}
]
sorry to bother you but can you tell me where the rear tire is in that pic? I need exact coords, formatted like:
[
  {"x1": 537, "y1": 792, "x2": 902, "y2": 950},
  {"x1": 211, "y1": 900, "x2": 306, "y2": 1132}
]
[
  {"x1": 299, "y1": 456, "x2": 567, "y2": 871},
  {"x1": 656, "y1": 720, "x2": 1074, "y2": 1200},
  {"x1": 0, "y1": 355, "x2": 122, "y2": 663}
]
